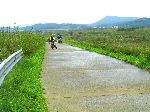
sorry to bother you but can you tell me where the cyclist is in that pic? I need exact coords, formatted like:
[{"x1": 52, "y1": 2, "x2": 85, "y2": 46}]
[
  {"x1": 49, "y1": 34, "x2": 57, "y2": 49},
  {"x1": 57, "y1": 34, "x2": 63, "y2": 43}
]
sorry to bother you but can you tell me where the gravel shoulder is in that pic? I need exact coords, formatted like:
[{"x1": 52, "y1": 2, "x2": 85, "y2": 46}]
[{"x1": 41, "y1": 42, "x2": 150, "y2": 112}]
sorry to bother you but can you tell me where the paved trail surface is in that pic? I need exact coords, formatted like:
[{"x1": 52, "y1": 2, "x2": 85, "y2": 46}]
[{"x1": 41, "y1": 43, "x2": 150, "y2": 112}]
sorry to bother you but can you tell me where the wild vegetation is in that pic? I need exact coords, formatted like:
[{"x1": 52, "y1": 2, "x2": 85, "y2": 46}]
[
  {"x1": 0, "y1": 29, "x2": 44, "y2": 61},
  {"x1": 64, "y1": 27, "x2": 150, "y2": 71},
  {"x1": 0, "y1": 30, "x2": 47, "y2": 111}
]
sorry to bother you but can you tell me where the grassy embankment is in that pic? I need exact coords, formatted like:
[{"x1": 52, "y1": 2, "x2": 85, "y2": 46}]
[
  {"x1": 0, "y1": 31, "x2": 47, "y2": 111},
  {"x1": 64, "y1": 28, "x2": 150, "y2": 71}
]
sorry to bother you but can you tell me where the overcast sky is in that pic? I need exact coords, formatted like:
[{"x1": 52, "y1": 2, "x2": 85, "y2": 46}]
[{"x1": 0, "y1": 0, "x2": 150, "y2": 26}]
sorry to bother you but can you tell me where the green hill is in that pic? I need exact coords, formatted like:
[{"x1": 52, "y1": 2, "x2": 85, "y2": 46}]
[{"x1": 117, "y1": 18, "x2": 150, "y2": 27}]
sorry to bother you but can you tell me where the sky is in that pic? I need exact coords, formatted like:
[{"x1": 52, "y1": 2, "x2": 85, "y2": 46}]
[{"x1": 0, "y1": 0, "x2": 150, "y2": 26}]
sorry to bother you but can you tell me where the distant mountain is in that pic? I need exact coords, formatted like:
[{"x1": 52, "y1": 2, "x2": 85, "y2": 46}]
[
  {"x1": 115, "y1": 17, "x2": 150, "y2": 27},
  {"x1": 18, "y1": 16, "x2": 150, "y2": 30},
  {"x1": 20, "y1": 23, "x2": 89, "y2": 30},
  {"x1": 92, "y1": 16, "x2": 139, "y2": 27}
]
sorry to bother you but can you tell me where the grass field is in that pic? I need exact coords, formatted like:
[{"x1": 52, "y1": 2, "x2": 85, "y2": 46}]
[
  {"x1": 0, "y1": 31, "x2": 47, "y2": 60},
  {"x1": 64, "y1": 28, "x2": 150, "y2": 71},
  {"x1": 0, "y1": 31, "x2": 48, "y2": 111}
]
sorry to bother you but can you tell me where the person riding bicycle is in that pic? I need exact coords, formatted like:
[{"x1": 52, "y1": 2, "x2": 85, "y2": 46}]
[
  {"x1": 57, "y1": 34, "x2": 63, "y2": 43},
  {"x1": 49, "y1": 34, "x2": 57, "y2": 49}
]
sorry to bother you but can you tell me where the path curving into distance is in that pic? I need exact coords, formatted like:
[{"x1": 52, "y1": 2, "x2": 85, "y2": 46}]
[{"x1": 41, "y1": 43, "x2": 150, "y2": 112}]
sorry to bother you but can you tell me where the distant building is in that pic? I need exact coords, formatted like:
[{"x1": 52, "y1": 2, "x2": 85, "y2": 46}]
[{"x1": 113, "y1": 26, "x2": 119, "y2": 28}]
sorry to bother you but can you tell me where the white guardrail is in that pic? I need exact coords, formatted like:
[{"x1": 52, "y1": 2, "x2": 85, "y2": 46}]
[{"x1": 0, "y1": 49, "x2": 23, "y2": 86}]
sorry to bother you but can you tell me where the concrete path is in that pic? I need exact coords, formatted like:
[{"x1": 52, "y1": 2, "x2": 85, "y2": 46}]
[{"x1": 41, "y1": 43, "x2": 150, "y2": 112}]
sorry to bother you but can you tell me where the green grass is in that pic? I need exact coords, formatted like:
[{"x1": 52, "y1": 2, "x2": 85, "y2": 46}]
[
  {"x1": 64, "y1": 28, "x2": 150, "y2": 71},
  {"x1": 0, "y1": 31, "x2": 45, "y2": 61},
  {"x1": 0, "y1": 31, "x2": 48, "y2": 111}
]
